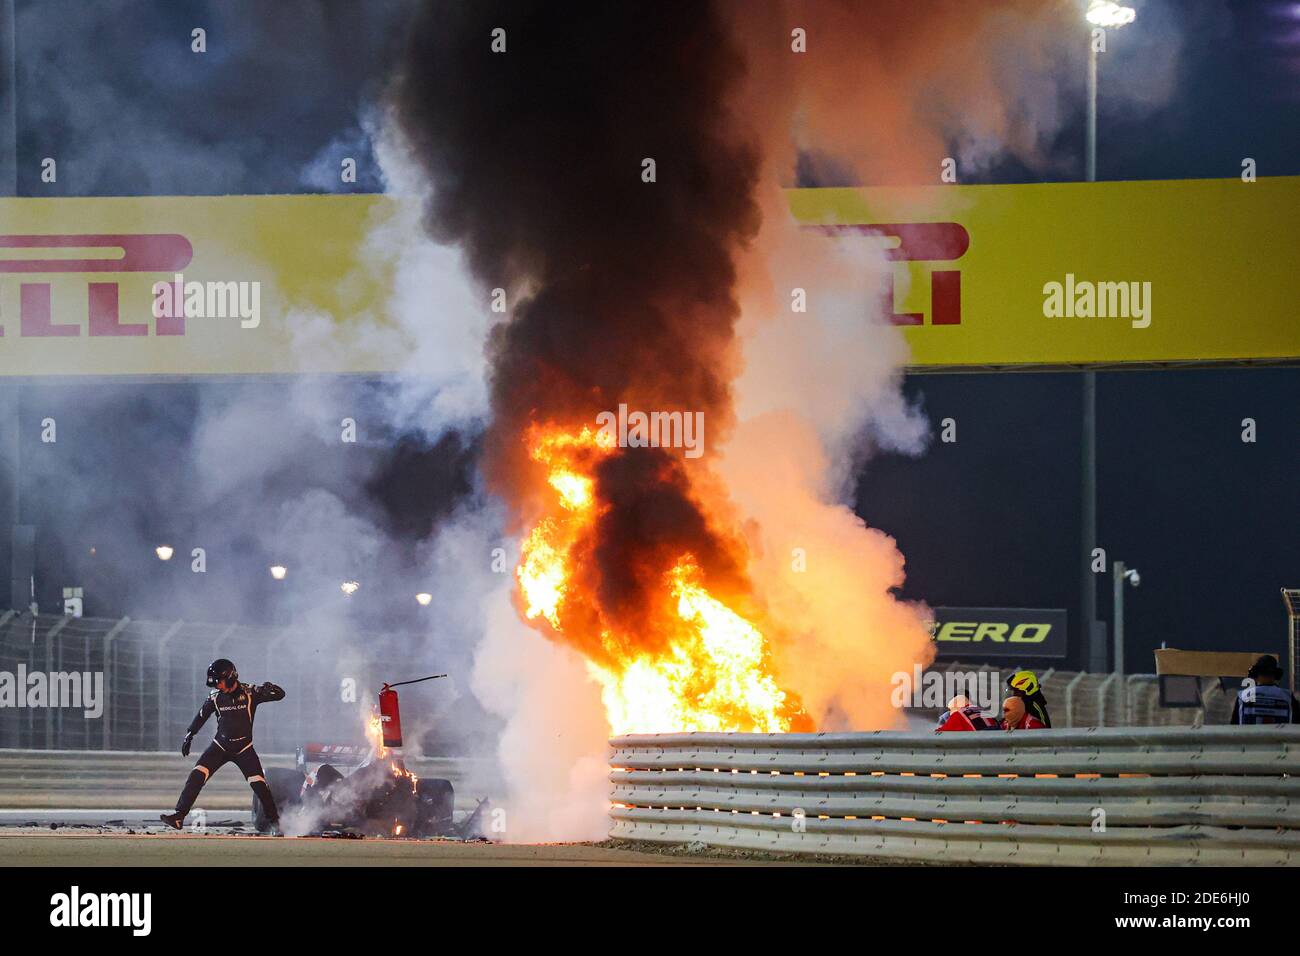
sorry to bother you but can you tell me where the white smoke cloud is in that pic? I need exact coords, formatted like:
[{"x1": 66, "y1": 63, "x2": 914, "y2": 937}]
[
  {"x1": 717, "y1": 188, "x2": 936, "y2": 731},
  {"x1": 730, "y1": 203, "x2": 929, "y2": 496},
  {"x1": 370, "y1": 118, "x2": 611, "y2": 840},
  {"x1": 470, "y1": 575, "x2": 611, "y2": 842}
]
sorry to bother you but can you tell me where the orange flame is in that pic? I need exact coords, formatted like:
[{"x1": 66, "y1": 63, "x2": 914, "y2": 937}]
[
  {"x1": 365, "y1": 706, "x2": 418, "y2": 787},
  {"x1": 516, "y1": 425, "x2": 807, "y2": 735},
  {"x1": 365, "y1": 709, "x2": 387, "y2": 758}
]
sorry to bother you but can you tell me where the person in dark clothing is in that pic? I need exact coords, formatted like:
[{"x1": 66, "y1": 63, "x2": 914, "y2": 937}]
[
  {"x1": 1006, "y1": 670, "x2": 1052, "y2": 728},
  {"x1": 160, "y1": 658, "x2": 286, "y2": 833},
  {"x1": 1230, "y1": 655, "x2": 1300, "y2": 725}
]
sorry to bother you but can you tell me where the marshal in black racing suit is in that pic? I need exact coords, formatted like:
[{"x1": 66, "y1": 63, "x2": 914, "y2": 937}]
[{"x1": 161, "y1": 659, "x2": 285, "y2": 831}]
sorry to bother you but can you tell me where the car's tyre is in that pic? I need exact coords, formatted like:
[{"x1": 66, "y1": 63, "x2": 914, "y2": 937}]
[
  {"x1": 415, "y1": 778, "x2": 455, "y2": 837},
  {"x1": 253, "y1": 767, "x2": 305, "y2": 832}
]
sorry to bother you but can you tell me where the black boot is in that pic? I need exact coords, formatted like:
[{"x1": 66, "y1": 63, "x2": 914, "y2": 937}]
[
  {"x1": 250, "y1": 779, "x2": 280, "y2": 834},
  {"x1": 164, "y1": 767, "x2": 209, "y2": 831}
]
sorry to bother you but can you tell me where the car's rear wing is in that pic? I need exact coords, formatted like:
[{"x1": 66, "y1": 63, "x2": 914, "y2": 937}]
[{"x1": 295, "y1": 743, "x2": 371, "y2": 770}]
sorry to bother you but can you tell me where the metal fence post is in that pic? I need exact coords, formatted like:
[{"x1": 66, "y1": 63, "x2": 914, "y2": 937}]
[
  {"x1": 56, "y1": 620, "x2": 66, "y2": 746},
  {"x1": 100, "y1": 617, "x2": 130, "y2": 750},
  {"x1": 1125, "y1": 673, "x2": 1147, "y2": 726},
  {"x1": 42, "y1": 617, "x2": 70, "y2": 749},
  {"x1": 25, "y1": 618, "x2": 35, "y2": 746},
  {"x1": 266, "y1": 628, "x2": 292, "y2": 751},
  {"x1": 156, "y1": 620, "x2": 184, "y2": 751},
  {"x1": 265, "y1": 628, "x2": 291, "y2": 679},
  {"x1": 1097, "y1": 672, "x2": 1119, "y2": 727},
  {"x1": 0, "y1": 611, "x2": 13, "y2": 748},
  {"x1": 211, "y1": 623, "x2": 237, "y2": 669},
  {"x1": 82, "y1": 626, "x2": 91, "y2": 747},
  {"x1": 137, "y1": 638, "x2": 146, "y2": 750},
  {"x1": 1063, "y1": 671, "x2": 1087, "y2": 728}
]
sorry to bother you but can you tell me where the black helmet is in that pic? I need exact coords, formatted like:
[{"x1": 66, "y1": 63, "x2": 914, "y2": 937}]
[
  {"x1": 206, "y1": 658, "x2": 238, "y2": 689},
  {"x1": 1248, "y1": 655, "x2": 1283, "y2": 680}
]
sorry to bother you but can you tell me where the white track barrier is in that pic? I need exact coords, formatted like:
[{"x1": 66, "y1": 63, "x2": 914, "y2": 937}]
[{"x1": 609, "y1": 727, "x2": 1300, "y2": 865}]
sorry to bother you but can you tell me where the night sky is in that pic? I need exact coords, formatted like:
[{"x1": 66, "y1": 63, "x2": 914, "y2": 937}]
[
  {"x1": 855, "y1": 0, "x2": 1300, "y2": 670},
  {"x1": 4, "y1": 0, "x2": 1298, "y2": 671}
]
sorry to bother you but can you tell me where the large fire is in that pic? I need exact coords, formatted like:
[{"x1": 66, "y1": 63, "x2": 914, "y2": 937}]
[{"x1": 516, "y1": 425, "x2": 809, "y2": 735}]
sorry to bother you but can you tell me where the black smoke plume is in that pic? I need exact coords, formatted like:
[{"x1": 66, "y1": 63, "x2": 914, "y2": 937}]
[{"x1": 391, "y1": 1, "x2": 762, "y2": 645}]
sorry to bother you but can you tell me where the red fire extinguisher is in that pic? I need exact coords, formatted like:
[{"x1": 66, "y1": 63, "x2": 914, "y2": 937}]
[
  {"x1": 377, "y1": 674, "x2": 446, "y2": 751},
  {"x1": 379, "y1": 684, "x2": 403, "y2": 750}
]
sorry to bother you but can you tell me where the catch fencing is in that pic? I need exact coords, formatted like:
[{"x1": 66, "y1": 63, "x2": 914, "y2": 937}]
[
  {"x1": 609, "y1": 727, "x2": 1300, "y2": 865},
  {"x1": 0, "y1": 612, "x2": 453, "y2": 754}
]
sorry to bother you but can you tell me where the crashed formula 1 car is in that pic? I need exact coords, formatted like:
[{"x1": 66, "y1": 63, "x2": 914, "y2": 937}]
[{"x1": 253, "y1": 678, "x2": 486, "y2": 838}]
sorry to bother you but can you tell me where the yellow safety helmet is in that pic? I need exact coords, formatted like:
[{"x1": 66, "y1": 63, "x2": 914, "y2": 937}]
[{"x1": 1007, "y1": 670, "x2": 1039, "y2": 697}]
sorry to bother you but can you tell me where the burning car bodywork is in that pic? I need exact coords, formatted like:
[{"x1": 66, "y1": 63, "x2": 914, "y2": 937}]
[
  {"x1": 252, "y1": 744, "x2": 461, "y2": 838},
  {"x1": 253, "y1": 680, "x2": 485, "y2": 839}
]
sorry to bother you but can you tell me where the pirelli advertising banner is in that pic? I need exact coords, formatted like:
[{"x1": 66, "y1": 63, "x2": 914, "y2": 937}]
[
  {"x1": 0, "y1": 194, "x2": 401, "y2": 378},
  {"x1": 930, "y1": 607, "x2": 1069, "y2": 661},
  {"x1": 0, "y1": 176, "x2": 1297, "y2": 377},
  {"x1": 789, "y1": 175, "x2": 1299, "y2": 368}
]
